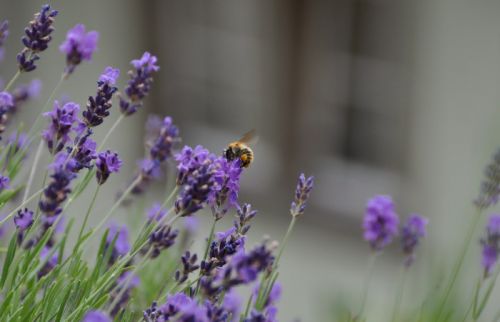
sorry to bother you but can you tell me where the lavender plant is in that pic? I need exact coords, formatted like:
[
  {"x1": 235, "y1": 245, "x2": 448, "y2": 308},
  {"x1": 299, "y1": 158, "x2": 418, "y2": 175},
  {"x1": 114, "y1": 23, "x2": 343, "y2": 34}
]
[{"x1": 0, "y1": 5, "x2": 315, "y2": 322}]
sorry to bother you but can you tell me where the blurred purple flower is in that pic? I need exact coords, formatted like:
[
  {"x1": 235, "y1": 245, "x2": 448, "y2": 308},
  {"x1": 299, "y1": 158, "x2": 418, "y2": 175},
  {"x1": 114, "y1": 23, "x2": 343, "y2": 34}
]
[
  {"x1": 59, "y1": 24, "x2": 98, "y2": 74},
  {"x1": 12, "y1": 79, "x2": 42, "y2": 112},
  {"x1": 107, "y1": 224, "x2": 131, "y2": 258},
  {"x1": 0, "y1": 175, "x2": 9, "y2": 191},
  {"x1": 82, "y1": 310, "x2": 111, "y2": 322},
  {"x1": 149, "y1": 116, "x2": 180, "y2": 162},
  {"x1": 363, "y1": 195, "x2": 400, "y2": 251},
  {"x1": 17, "y1": 5, "x2": 58, "y2": 72},
  {"x1": 95, "y1": 150, "x2": 122, "y2": 185},
  {"x1": 401, "y1": 214, "x2": 429, "y2": 266},
  {"x1": 476, "y1": 149, "x2": 500, "y2": 209},
  {"x1": 147, "y1": 202, "x2": 167, "y2": 222},
  {"x1": 223, "y1": 290, "x2": 242, "y2": 322},
  {"x1": 481, "y1": 214, "x2": 500, "y2": 277}
]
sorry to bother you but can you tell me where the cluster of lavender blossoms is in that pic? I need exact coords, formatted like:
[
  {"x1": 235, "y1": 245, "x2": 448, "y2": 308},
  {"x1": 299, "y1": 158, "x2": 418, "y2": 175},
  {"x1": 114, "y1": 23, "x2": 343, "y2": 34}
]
[
  {"x1": 0, "y1": 4, "x2": 323, "y2": 322},
  {"x1": 363, "y1": 195, "x2": 428, "y2": 266}
]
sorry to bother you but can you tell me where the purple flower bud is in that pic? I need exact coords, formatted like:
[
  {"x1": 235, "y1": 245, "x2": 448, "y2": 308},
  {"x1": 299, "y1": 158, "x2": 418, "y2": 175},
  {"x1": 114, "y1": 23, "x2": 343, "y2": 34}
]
[
  {"x1": 83, "y1": 67, "x2": 119, "y2": 127},
  {"x1": 59, "y1": 24, "x2": 99, "y2": 75},
  {"x1": 401, "y1": 214, "x2": 428, "y2": 266},
  {"x1": 363, "y1": 195, "x2": 400, "y2": 251},
  {"x1": 147, "y1": 202, "x2": 167, "y2": 222},
  {"x1": 68, "y1": 130, "x2": 97, "y2": 172},
  {"x1": 209, "y1": 157, "x2": 243, "y2": 220},
  {"x1": 119, "y1": 52, "x2": 159, "y2": 116},
  {"x1": 42, "y1": 101, "x2": 81, "y2": 154},
  {"x1": 481, "y1": 214, "x2": 500, "y2": 277},
  {"x1": 17, "y1": 5, "x2": 58, "y2": 72},
  {"x1": 290, "y1": 173, "x2": 314, "y2": 217},
  {"x1": 0, "y1": 20, "x2": 9, "y2": 62},
  {"x1": 147, "y1": 224, "x2": 179, "y2": 258},
  {"x1": 149, "y1": 116, "x2": 180, "y2": 162},
  {"x1": 95, "y1": 150, "x2": 122, "y2": 185},
  {"x1": 0, "y1": 175, "x2": 9, "y2": 191},
  {"x1": 14, "y1": 208, "x2": 33, "y2": 232},
  {"x1": 83, "y1": 310, "x2": 111, "y2": 322},
  {"x1": 175, "y1": 251, "x2": 199, "y2": 284}
]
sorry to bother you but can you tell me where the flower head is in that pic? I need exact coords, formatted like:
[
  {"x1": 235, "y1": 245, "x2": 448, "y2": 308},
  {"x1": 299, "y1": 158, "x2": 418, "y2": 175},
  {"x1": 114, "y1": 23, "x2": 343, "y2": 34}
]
[
  {"x1": 68, "y1": 130, "x2": 97, "y2": 172},
  {"x1": 83, "y1": 67, "x2": 119, "y2": 127},
  {"x1": 59, "y1": 24, "x2": 99, "y2": 74},
  {"x1": 83, "y1": 310, "x2": 111, "y2": 322},
  {"x1": 147, "y1": 202, "x2": 167, "y2": 222},
  {"x1": 209, "y1": 157, "x2": 243, "y2": 219},
  {"x1": 147, "y1": 224, "x2": 179, "y2": 258},
  {"x1": 95, "y1": 150, "x2": 122, "y2": 185},
  {"x1": 363, "y1": 195, "x2": 400, "y2": 251},
  {"x1": 149, "y1": 116, "x2": 180, "y2": 162},
  {"x1": 14, "y1": 208, "x2": 34, "y2": 232},
  {"x1": 290, "y1": 173, "x2": 314, "y2": 217},
  {"x1": 42, "y1": 101, "x2": 81, "y2": 154},
  {"x1": 17, "y1": 5, "x2": 58, "y2": 72},
  {"x1": 119, "y1": 52, "x2": 159, "y2": 115},
  {"x1": 481, "y1": 214, "x2": 500, "y2": 277},
  {"x1": 106, "y1": 224, "x2": 130, "y2": 264},
  {"x1": 401, "y1": 214, "x2": 428, "y2": 266}
]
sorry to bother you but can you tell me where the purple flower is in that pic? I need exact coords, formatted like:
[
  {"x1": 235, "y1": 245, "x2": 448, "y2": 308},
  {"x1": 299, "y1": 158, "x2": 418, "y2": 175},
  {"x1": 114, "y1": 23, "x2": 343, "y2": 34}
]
[
  {"x1": 223, "y1": 290, "x2": 242, "y2": 321},
  {"x1": 363, "y1": 195, "x2": 400, "y2": 251},
  {"x1": 0, "y1": 91, "x2": 14, "y2": 110},
  {"x1": 0, "y1": 20, "x2": 9, "y2": 62},
  {"x1": 175, "y1": 145, "x2": 213, "y2": 185},
  {"x1": 147, "y1": 224, "x2": 179, "y2": 258},
  {"x1": 0, "y1": 175, "x2": 9, "y2": 191},
  {"x1": 95, "y1": 150, "x2": 122, "y2": 185},
  {"x1": 209, "y1": 157, "x2": 243, "y2": 219},
  {"x1": 235, "y1": 203, "x2": 258, "y2": 235},
  {"x1": 14, "y1": 208, "x2": 33, "y2": 232},
  {"x1": 59, "y1": 24, "x2": 99, "y2": 74},
  {"x1": 83, "y1": 67, "x2": 119, "y2": 127},
  {"x1": 149, "y1": 116, "x2": 180, "y2": 162},
  {"x1": 119, "y1": 52, "x2": 159, "y2": 115},
  {"x1": 159, "y1": 293, "x2": 208, "y2": 322},
  {"x1": 69, "y1": 131, "x2": 97, "y2": 172},
  {"x1": 42, "y1": 101, "x2": 81, "y2": 154},
  {"x1": 481, "y1": 214, "x2": 500, "y2": 277},
  {"x1": 147, "y1": 202, "x2": 167, "y2": 222},
  {"x1": 476, "y1": 149, "x2": 500, "y2": 209},
  {"x1": 106, "y1": 224, "x2": 130, "y2": 263},
  {"x1": 290, "y1": 173, "x2": 314, "y2": 217},
  {"x1": 17, "y1": 5, "x2": 58, "y2": 72},
  {"x1": 175, "y1": 251, "x2": 199, "y2": 284},
  {"x1": 401, "y1": 214, "x2": 429, "y2": 266},
  {"x1": 82, "y1": 310, "x2": 111, "y2": 322},
  {"x1": 184, "y1": 216, "x2": 199, "y2": 233}
]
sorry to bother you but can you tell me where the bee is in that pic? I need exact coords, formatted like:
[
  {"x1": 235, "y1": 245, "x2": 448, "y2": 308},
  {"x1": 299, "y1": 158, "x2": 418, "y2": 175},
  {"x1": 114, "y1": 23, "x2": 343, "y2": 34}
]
[{"x1": 224, "y1": 129, "x2": 257, "y2": 168}]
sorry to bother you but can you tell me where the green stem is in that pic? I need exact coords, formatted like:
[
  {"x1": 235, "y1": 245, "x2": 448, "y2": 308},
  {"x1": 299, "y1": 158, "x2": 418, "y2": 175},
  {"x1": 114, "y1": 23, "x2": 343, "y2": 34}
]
[
  {"x1": 391, "y1": 266, "x2": 408, "y2": 322},
  {"x1": 274, "y1": 215, "x2": 297, "y2": 270},
  {"x1": 435, "y1": 208, "x2": 483, "y2": 321},
  {"x1": 98, "y1": 114, "x2": 125, "y2": 151},
  {"x1": 357, "y1": 252, "x2": 378, "y2": 319},
  {"x1": 194, "y1": 218, "x2": 218, "y2": 295},
  {"x1": 3, "y1": 70, "x2": 21, "y2": 92},
  {"x1": 75, "y1": 186, "x2": 100, "y2": 246},
  {"x1": 474, "y1": 266, "x2": 500, "y2": 320},
  {"x1": 22, "y1": 140, "x2": 44, "y2": 203},
  {"x1": 28, "y1": 73, "x2": 65, "y2": 139}
]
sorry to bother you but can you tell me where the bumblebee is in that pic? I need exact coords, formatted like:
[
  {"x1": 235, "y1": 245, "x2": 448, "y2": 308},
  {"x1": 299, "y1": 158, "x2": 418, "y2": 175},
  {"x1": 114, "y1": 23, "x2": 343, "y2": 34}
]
[{"x1": 224, "y1": 130, "x2": 257, "y2": 168}]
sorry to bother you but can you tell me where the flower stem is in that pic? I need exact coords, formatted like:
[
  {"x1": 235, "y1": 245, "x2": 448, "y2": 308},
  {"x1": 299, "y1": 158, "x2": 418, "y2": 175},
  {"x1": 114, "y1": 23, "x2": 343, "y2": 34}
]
[
  {"x1": 75, "y1": 185, "x2": 100, "y2": 246},
  {"x1": 3, "y1": 70, "x2": 21, "y2": 92},
  {"x1": 98, "y1": 114, "x2": 124, "y2": 151},
  {"x1": 28, "y1": 73, "x2": 65, "y2": 139},
  {"x1": 435, "y1": 208, "x2": 483, "y2": 321},
  {"x1": 357, "y1": 252, "x2": 378, "y2": 319},
  {"x1": 274, "y1": 215, "x2": 297, "y2": 270},
  {"x1": 22, "y1": 140, "x2": 44, "y2": 203},
  {"x1": 390, "y1": 265, "x2": 408, "y2": 322}
]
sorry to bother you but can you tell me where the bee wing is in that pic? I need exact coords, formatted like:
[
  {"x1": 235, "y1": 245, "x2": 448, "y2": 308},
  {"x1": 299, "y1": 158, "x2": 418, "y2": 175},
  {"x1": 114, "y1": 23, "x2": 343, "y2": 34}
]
[{"x1": 238, "y1": 129, "x2": 259, "y2": 145}]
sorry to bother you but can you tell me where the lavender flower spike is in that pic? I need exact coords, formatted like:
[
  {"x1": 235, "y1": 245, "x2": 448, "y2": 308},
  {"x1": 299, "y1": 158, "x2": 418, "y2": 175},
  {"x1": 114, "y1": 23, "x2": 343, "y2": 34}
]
[
  {"x1": 17, "y1": 4, "x2": 58, "y2": 72},
  {"x1": 83, "y1": 310, "x2": 111, "y2": 322},
  {"x1": 83, "y1": 67, "x2": 119, "y2": 127},
  {"x1": 0, "y1": 20, "x2": 9, "y2": 62},
  {"x1": 363, "y1": 195, "x2": 400, "y2": 251},
  {"x1": 119, "y1": 52, "x2": 159, "y2": 115},
  {"x1": 401, "y1": 214, "x2": 429, "y2": 267},
  {"x1": 481, "y1": 214, "x2": 500, "y2": 277},
  {"x1": 290, "y1": 173, "x2": 314, "y2": 217},
  {"x1": 0, "y1": 91, "x2": 14, "y2": 137},
  {"x1": 59, "y1": 24, "x2": 99, "y2": 75},
  {"x1": 476, "y1": 149, "x2": 500, "y2": 209},
  {"x1": 96, "y1": 150, "x2": 122, "y2": 185},
  {"x1": 42, "y1": 101, "x2": 81, "y2": 154}
]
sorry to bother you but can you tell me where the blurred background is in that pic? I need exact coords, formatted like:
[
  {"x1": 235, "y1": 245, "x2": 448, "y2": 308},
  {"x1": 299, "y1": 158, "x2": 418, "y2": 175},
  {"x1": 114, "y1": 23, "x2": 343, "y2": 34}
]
[{"x1": 2, "y1": 0, "x2": 500, "y2": 321}]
